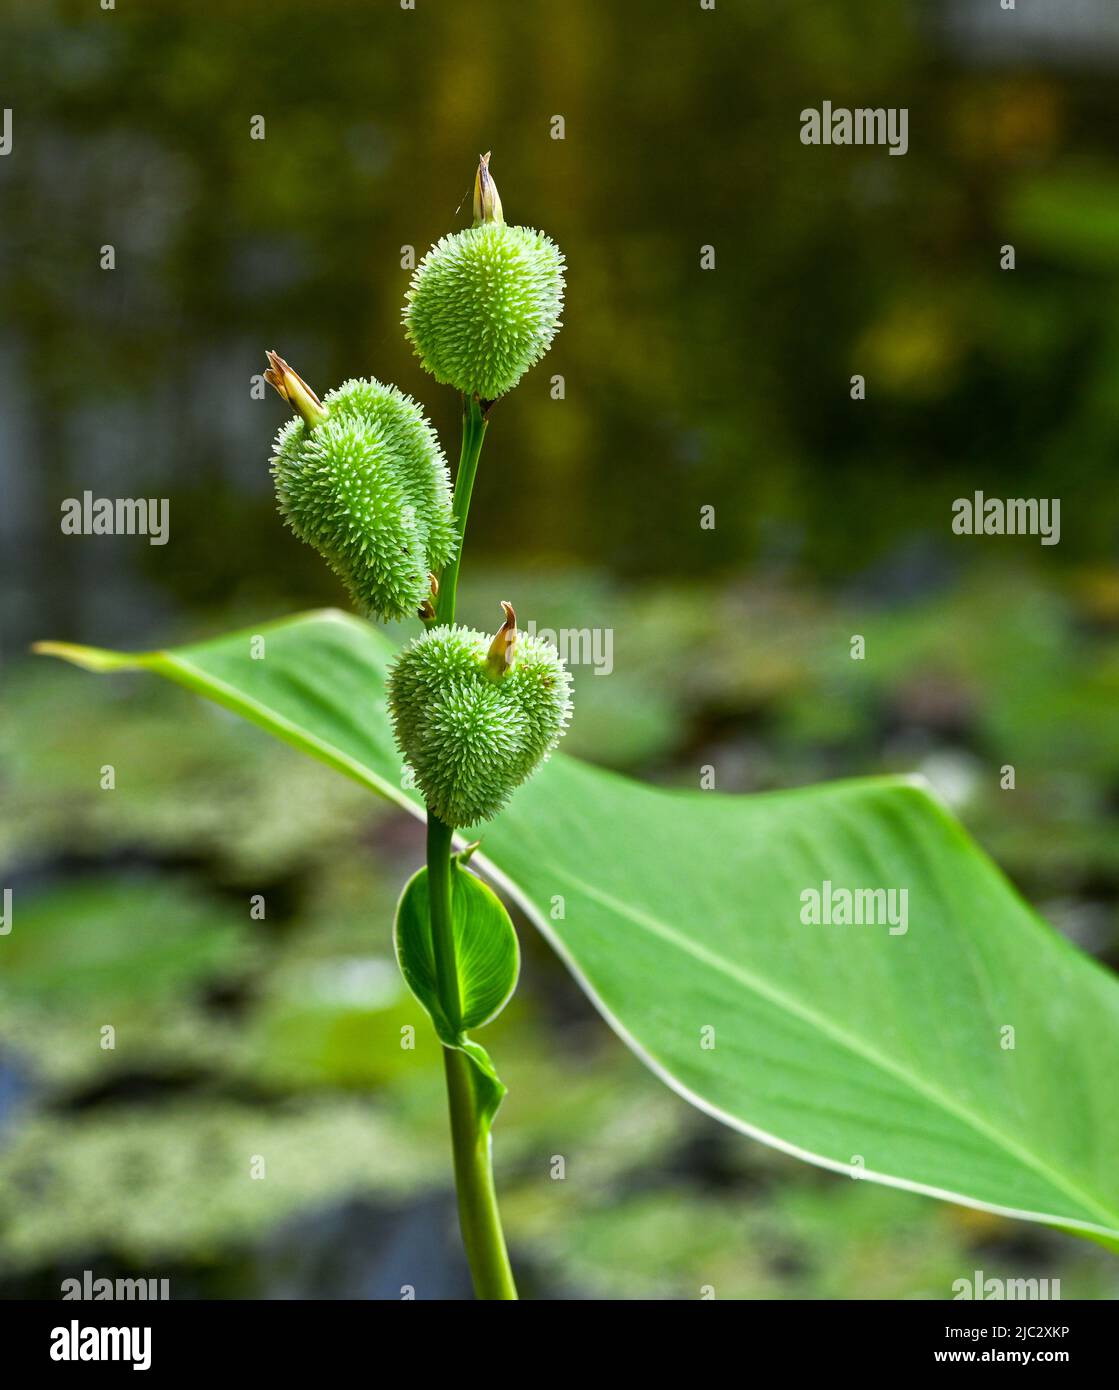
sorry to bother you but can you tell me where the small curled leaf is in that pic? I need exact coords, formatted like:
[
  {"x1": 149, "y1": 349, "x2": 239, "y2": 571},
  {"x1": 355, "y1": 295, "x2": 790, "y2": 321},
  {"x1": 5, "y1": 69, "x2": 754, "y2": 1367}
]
[
  {"x1": 394, "y1": 861, "x2": 518, "y2": 1129},
  {"x1": 394, "y1": 860, "x2": 519, "y2": 1041}
]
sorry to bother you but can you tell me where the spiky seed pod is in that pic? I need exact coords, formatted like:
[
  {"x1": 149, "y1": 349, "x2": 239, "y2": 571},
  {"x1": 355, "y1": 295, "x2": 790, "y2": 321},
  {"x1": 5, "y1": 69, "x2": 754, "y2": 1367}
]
[
  {"x1": 403, "y1": 155, "x2": 565, "y2": 401},
  {"x1": 388, "y1": 604, "x2": 574, "y2": 827},
  {"x1": 269, "y1": 367, "x2": 456, "y2": 622}
]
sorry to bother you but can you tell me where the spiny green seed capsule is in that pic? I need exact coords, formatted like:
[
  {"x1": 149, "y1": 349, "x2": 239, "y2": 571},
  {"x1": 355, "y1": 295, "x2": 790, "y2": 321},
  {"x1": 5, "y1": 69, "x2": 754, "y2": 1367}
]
[
  {"x1": 403, "y1": 154, "x2": 565, "y2": 401},
  {"x1": 388, "y1": 603, "x2": 574, "y2": 827},
  {"x1": 267, "y1": 354, "x2": 456, "y2": 622}
]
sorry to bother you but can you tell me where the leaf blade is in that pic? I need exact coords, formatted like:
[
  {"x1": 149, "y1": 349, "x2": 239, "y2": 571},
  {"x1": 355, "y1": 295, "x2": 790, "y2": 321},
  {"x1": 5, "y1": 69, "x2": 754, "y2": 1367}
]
[
  {"x1": 37, "y1": 611, "x2": 1119, "y2": 1239},
  {"x1": 483, "y1": 760, "x2": 1119, "y2": 1237},
  {"x1": 394, "y1": 862, "x2": 518, "y2": 1130},
  {"x1": 37, "y1": 610, "x2": 421, "y2": 812},
  {"x1": 394, "y1": 862, "x2": 520, "y2": 1036}
]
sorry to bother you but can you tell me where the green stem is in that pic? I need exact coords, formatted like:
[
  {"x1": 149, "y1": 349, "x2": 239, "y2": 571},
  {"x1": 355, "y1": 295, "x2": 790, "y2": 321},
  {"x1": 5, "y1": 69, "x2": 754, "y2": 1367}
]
[
  {"x1": 434, "y1": 395, "x2": 487, "y2": 626},
  {"x1": 425, "y1": 813, "x2": 461, "y2": 1021},
  {"x1": 426, "y1": 812, "x2": 517, "y2": 1301},
  {"x1": 443, "y1": 1046, "x2": 517, "y2": 1300},
  {"x1": 424, "y1": 396, "x2": 516, "y2": 1299}
]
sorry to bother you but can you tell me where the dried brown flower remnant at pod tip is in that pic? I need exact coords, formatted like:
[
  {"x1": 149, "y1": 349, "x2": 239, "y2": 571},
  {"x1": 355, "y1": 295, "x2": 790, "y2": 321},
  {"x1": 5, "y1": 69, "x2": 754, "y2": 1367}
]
[
  {"x1": 473, "y1": 151, "x2": 504, "y2": 226},
  {"x1": 486, "y1": 601, "x2": 517, "y2": 677},
  {"x1": 264, "y1": 350, "x2": 328, "y2": 428}
]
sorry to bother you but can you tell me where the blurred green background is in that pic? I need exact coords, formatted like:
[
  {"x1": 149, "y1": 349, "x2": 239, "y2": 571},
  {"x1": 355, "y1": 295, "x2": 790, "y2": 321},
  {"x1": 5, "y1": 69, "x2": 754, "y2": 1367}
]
[{"x1": 1, "y1": 0, "x2": 1117, "y2": 1298}]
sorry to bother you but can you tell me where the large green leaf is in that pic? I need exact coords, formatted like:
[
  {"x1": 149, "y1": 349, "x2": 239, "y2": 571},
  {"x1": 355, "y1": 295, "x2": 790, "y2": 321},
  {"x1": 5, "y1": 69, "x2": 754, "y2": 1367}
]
[{"x1": 35, "y1": 611, "x2": 1119, "y2": 1242}]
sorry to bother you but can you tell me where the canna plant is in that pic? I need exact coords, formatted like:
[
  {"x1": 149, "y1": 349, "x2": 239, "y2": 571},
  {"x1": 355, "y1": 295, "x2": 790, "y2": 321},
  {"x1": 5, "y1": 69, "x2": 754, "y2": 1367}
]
[{"x1": 38, "y1": 154, "x2": 1119, "y2": 1298}]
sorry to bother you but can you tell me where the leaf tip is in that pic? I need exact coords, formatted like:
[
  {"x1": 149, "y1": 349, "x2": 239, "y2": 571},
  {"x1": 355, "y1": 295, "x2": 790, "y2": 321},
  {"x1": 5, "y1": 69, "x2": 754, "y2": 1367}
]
[{"x1": 31, "y1": 640, "x2": 137, "y2": 673}]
